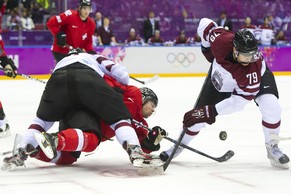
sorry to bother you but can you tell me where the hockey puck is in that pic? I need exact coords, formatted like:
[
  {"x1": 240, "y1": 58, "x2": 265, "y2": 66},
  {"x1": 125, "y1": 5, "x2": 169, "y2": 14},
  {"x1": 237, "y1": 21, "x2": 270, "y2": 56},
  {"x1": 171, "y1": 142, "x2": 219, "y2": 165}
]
[{"x1": 219, "y1": 131, "x2": 227, "y2": 141}]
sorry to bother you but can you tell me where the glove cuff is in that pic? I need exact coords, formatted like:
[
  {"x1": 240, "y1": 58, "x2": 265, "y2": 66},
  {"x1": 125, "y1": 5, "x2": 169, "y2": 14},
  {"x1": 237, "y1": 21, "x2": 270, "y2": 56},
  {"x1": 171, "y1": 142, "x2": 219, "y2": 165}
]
[{"x1": 141, "y1": 138, "x2": 160, "y2": 152}]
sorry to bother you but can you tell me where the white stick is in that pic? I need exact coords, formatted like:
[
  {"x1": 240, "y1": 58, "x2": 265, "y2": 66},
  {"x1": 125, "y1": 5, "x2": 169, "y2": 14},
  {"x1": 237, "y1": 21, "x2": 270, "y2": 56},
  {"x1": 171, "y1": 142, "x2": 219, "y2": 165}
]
[{"x1": 144, "y1": 75, "x2": 160, "y2": 85}]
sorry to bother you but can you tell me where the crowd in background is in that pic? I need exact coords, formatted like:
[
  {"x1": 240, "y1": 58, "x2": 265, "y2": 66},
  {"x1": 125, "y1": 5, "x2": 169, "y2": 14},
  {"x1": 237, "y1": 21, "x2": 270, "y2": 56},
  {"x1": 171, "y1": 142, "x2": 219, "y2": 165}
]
[{"x1": 0, "y1": 0, "x2": 290, "y2": 46}]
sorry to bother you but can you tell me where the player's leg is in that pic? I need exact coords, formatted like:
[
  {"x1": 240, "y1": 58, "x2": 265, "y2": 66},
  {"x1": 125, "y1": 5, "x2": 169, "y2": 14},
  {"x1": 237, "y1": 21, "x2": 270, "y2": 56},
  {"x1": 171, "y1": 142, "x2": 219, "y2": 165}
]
[
  {"x1": 0, "y1": 101, "x2": 10, "y2": 137},
  {"x1": 255, "y1": 66, "x2": 289, "y2": 169},
  {"x1": 35, "y1": 109, "x2": 101, "y2": 160}
]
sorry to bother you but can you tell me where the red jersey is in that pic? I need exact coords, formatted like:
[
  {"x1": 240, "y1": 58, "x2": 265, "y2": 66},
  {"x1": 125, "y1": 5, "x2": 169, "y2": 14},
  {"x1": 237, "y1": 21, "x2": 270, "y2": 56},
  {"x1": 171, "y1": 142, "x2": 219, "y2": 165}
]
[
  {"x1": 100, "y1": 75, "x2": 150, "y2": 152},
  {"x1": 47, "y1": 10, "x2": 95, "y2": 54},
  {"x1": 0, "y1": 35, "x2": 7, "y2": 57}
]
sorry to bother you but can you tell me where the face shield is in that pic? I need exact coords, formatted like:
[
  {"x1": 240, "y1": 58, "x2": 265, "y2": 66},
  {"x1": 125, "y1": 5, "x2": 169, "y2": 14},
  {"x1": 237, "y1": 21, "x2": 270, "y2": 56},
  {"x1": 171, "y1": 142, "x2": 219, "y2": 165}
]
[{"x1": 235, "y1": 49, "x2": 260, "y2": 64}]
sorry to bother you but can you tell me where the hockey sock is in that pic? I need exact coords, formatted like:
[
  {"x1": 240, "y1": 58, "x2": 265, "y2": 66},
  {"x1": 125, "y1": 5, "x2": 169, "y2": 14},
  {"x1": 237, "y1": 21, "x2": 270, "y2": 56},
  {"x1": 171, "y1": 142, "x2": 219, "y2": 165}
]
[
  {"x1": 0, "y1": 101, "x2": 5, "y2": 120},
  {"x1": 33, "y1": 149, "x2": 77, "y2": 165},
  {"x1": 57, "y1": 128, "x2": 99, "y2": 152},
  {"x1": 111, "y1": 120, "x2": 140, "y2": 146}
]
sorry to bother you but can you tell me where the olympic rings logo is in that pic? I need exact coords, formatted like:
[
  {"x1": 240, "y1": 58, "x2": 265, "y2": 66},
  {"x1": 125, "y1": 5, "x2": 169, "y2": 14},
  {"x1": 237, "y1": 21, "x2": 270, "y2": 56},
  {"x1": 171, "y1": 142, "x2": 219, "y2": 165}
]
[{"x1": 166, "y1": 52, "x2": 196, "y2": 67}]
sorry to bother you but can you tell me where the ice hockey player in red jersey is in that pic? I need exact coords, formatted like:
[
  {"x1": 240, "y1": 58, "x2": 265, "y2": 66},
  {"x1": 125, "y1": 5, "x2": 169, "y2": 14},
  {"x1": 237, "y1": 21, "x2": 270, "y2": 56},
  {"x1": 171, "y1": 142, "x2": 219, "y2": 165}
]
[
  {"x1": 25, "y1": 85, "x2": 166, "y2": 165},
  {"x1": 160, "y1": 18, "x2": 289, "y2": 169},
  {"x1": 2, "y1": 50, "x2": 165, "y2": 170},
  {"x1": 47, "y1": 0, "x2": 96, "y2": 62},
  {"x1": 0, "y1": 34, "x2": 17, "y2": 137}
]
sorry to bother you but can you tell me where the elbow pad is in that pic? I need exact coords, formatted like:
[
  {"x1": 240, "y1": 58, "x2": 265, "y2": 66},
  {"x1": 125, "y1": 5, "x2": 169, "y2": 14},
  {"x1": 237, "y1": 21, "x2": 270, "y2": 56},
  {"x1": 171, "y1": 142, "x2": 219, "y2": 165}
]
[{"x1": 111, "y1": 64, "x2": 129, "y2": 85}]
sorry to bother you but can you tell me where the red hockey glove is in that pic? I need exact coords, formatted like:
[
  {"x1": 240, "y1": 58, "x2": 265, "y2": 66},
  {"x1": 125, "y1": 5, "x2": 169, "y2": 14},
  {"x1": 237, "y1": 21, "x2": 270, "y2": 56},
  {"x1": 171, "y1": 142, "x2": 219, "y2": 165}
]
[{"x1": 183, "y1": 105, "x2": 217, "y2": 128}]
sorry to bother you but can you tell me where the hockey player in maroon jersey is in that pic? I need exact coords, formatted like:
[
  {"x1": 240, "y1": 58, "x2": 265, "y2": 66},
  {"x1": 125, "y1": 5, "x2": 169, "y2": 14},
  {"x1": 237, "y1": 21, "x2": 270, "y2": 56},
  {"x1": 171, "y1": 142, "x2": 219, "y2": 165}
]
[
  {"x1": 160, "y1": 18, "x2": 289, "y2": 169},
  {"x1": 0, "y1": 34, "x2": 17, "y2": 137},
  {"x1": 47, "y1": 0, "x2": 96, "y2": 62}
]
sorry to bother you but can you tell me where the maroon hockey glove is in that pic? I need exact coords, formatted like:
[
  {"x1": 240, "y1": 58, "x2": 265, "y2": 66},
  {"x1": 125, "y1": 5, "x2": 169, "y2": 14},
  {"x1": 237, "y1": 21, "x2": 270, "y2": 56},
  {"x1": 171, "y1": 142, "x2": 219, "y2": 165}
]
[{"x1": 183, "y1": 105, "x2": 218, "y2": 128}]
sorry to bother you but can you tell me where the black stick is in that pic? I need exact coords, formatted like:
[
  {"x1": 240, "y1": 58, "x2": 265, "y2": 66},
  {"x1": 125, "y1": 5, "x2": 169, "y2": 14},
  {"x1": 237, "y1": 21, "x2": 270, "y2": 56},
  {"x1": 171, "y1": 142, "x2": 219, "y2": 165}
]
[
  {"x1": 130, "y1": 76, "x2": 146, "y2": 84},
  {"x1": 130, "y1": 75, "x2": 159, "y2": 85},
  {"x1": 0, "y1": 67, "x2": 46, "y2": 84},
  {"x1": 132, "y1": 119, "x2": 234, "y2": 163}
]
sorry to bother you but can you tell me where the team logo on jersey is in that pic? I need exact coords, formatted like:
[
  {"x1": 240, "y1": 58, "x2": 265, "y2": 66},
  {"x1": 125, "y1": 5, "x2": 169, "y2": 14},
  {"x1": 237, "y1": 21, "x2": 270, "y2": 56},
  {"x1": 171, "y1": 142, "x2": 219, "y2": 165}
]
[
  {"x1": 82, "y1": 33, "x2": 87, "y2": 40},
  {"x1": 211, "y1": 70, "x2": 223, "y2": 91}
]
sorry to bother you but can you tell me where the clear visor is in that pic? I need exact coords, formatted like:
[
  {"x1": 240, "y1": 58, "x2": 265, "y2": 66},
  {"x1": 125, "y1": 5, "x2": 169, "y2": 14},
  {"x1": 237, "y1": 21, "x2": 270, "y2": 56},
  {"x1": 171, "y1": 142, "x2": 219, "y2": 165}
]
[{"x1": 238, "y1": 50, "x2": 259, "y2": 63}]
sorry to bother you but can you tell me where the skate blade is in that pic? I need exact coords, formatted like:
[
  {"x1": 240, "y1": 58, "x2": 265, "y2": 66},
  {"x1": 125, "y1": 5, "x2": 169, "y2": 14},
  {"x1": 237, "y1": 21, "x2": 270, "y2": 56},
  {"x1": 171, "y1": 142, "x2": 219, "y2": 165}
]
[
  {"x1": 33, "y1": 132, "x2": 54, "y2": 159},
  {"x1": 134, "y1": 159, "x2": 165, "y2": 176},
  {"x1": 270, "y1": 160, "x2": 289, "y2": 169}
]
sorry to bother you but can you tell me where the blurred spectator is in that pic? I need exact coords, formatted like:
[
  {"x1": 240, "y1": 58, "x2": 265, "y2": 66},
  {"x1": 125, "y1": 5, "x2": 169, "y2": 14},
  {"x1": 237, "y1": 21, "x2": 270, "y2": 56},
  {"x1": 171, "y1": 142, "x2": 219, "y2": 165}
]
[
  {"x1": 187, "y1": 33, "x2": 201, "y2": 46},
  {"x1": 276, "y1": 30, "x2": 287, "y2": 45},
  {"x1": 217, "y1": 11, "x2": 232, "y2": 31},
  {"x1": 143, "y1": 11, "x2": 159, "y2": 43},
  {"x1": 6, "y1": 0, "x2": 18, "y2": 13},
  {"x1": 241, "y1": 17, "x2": 256, "y2": 33},
  {"x1": 171, "y1": 5, "x2": 186, "y2": 32},
  {"x1": 20, "y1": 9, "x2": 35, "y2": 31},
  {"x1": 267, "y1": 15, "x2": 275, "y2": 31},
  {"x1": 158, "y1": 12, "x2": 170, "y2": 33},
  {"x1": 174, "y1": 30, "x2": 188, "y2": 45},
  {"x1": 124, "y1": 28, "x2": 144, "y2": 46},
  {"x1": 148, "y1": 30, "x2": 164, "y2": 45},
  {"x1": 95, "y1": 12, "x2": 103, "y2": 29},
  {"x1": 257, "y1": 17, "x2": 275, "y2": 45},
  {"x1": 0, "y1": 0, "x2": 7, "y2": 30},
  {"x1": 31, "y1": 2, "x2": 47, "y2": 24},
  {"x1": 97, "y1": 17, "x2": 117, "y2": 46},
  {"x1": 21, "y1": 0, "x2": 34, "y2": 13},
  {"x1": 37, "y1": 0, "x2": 51, "y2": 11},
  {"x1": 6, "y1": 9, "x2": 20, "y2": 30}
]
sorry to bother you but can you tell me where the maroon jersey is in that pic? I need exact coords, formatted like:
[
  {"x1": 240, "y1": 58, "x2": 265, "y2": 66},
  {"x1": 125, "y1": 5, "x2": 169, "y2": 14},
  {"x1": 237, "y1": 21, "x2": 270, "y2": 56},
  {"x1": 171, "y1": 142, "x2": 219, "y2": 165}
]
[
  {"x1": 47, "y1": 10, "x2": 95, "y2": 54},
  {"x1": 200, "y1": 23, "x2": 265, "y2": 100}
]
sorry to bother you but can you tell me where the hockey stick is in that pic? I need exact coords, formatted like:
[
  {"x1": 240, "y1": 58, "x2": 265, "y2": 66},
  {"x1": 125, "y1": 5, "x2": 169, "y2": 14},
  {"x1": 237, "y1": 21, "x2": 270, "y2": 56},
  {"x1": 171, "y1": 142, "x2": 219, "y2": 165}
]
[
  {"x1": 0, "y1": 67, "x2": 47, "y2": 84},
  {"x1": 18, "y1": 73, "x2": 47, "y2": 84},
  {"x1": 130, "y1": 75, "x2": 160, "y2": 85},
  {"x1": 132, "y1": 119, "x2": 234, "y2": 162},
  {"x1": 270, "y1": 134, "x2": 291, "y2": 142},
  {"x1": 162, "y1": 66, "x2": 213, "y2": 171}
]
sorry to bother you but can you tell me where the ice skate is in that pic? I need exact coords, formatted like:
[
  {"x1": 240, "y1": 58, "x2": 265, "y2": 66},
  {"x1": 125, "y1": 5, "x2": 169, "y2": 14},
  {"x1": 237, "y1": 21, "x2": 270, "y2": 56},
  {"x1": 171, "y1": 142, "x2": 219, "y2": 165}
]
[
  {"x1": 0, "y1": 117, "x2": 11, "y2": 138},
  {"x1": 265, "y1": 141, "x2": 289, "y2": 169},
  {"x1": 2, "y1": 144, "x2": 38, "y2": 171},
  {"x1": 123, "y1": 142, "x2": 164, "y2": 175},
  {"x1": 34, "y1": 132, "x2": 58, "y2": 159},
  {"x1": 159, "y1": 145, "x2": 184, "y2": 162},
  {"x1": 123, "y1": 141, "x2": 154, "y2": 166}
]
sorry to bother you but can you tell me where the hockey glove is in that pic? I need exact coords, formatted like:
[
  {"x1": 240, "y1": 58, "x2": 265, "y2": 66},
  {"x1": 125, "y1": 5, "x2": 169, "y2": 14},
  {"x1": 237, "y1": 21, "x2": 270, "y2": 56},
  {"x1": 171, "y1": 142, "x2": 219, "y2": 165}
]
[
  {"x1": 183, "y1": 105, "x2": 218, "y2": 128},
  {"x1": 2, "y1": 58, "x2": 17, "y2": 78},
  {"x1": 141, "y1": 126, "x2": 168, "y2": 151},
  {"x1": 56, "y1": 31, "x2": 67, "y2": 47}
]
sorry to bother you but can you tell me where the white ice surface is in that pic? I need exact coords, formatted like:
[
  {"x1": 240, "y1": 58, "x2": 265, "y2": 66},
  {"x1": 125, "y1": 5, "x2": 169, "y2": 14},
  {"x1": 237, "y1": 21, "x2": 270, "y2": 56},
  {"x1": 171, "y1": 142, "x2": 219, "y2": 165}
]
[{"x1": 0, "y1": 76, "x2": 291, "y2": 194}]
